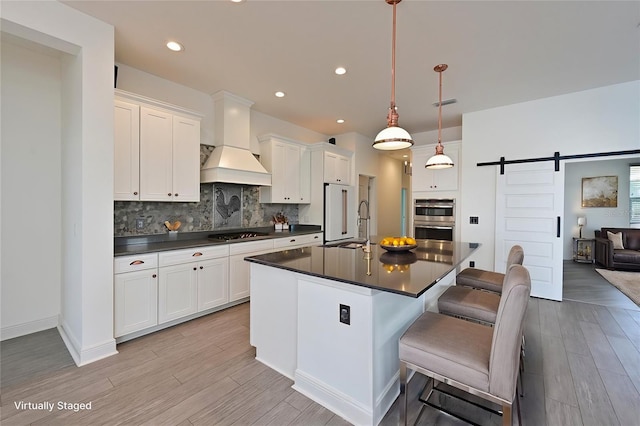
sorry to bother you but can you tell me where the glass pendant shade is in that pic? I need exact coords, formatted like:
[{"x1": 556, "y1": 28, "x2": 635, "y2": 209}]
[
  {"x1": 425, "y1": 153, "x2": 454, "y2": 169},
  {"x1": 373, "y1": 126, "x2": 413, "y2": 150}
]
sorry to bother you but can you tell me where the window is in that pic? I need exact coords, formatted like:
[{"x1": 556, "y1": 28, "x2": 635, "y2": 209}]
[{"x1": 631, "y1": 164, "x2": 640, "y2": 224}]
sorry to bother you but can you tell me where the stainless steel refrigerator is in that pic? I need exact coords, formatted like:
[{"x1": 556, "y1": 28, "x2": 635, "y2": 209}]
[{"x1": 324, "y1": 184, "x2": 356, "y2": 242}]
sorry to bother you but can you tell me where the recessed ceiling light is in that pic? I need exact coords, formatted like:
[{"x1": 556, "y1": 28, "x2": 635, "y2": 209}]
[
  {"x1": 230, "y1": 0, "x2": 244, "y2": 3},
  {"x1": 335, "y1": 67, "x2": 347, "y2": 75},
  {"x1": 402, "y1": 154, "x2": 408, "y2": 158},
  {"x1": 166, "y1": 41, "x2": 184, "y2": 52},
  {"x1": 275, "y1": 91, "x2": 285, "y2": 98},
  {"x1": 336, "y1": 119, "x2": 345, "y2": 124}
]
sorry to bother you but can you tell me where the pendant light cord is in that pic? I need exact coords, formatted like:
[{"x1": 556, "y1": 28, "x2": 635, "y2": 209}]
[
  {"x1": 386, "y1": 0, "x2": 399, "y2": 127},
  {"x1": 437, "y1": 67, "x2": 442, "y2": 145},
  {"x1": 434, "y1": 64, "x2": 448, "y2": 153},
  {"x1": 391, "y1": 1, "x2": 396, "y2": 112}
]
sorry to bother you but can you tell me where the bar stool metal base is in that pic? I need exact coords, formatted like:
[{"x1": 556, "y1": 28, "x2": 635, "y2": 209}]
[{"x1": 413, "y1": 377, "x2": 521, "y2": 426}]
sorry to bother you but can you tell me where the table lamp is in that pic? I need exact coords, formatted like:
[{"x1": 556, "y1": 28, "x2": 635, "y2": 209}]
[{"x1": 578, "y1": 216, "x2": 586, "y2": 238}]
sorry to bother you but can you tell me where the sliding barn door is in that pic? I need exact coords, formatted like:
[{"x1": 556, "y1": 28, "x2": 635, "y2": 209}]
[{"x1": 495, "y1": 162, "x2": 564, "y2": 301}]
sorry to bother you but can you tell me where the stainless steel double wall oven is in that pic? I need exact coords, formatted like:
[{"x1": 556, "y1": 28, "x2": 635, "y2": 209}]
[{"x1": 413, "y1": 198, "x2": 455, "y2": 241}]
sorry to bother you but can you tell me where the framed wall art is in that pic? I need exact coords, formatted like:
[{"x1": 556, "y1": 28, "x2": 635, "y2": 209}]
[{"x1": 581, "y1": 175, "x2": 618, "y2": 207}]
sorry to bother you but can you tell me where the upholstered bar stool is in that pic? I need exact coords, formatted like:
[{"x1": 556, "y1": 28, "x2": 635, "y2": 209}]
[
  {"x1": 438, "y1": 285, "x2": 500, "y2": 325},
  {"x1": 438, "y1": 248, "x2": 527, "y2": 393},
  {"x1": 456, "y1": 245, "x2": 524, "y2": 294},
  {"x1": 399, "y1": 264, "x2": 531, "y2": 426}
]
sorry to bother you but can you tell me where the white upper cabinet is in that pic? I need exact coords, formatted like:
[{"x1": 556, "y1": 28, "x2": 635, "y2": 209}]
[
  {"x1": 411, "y1": 142, "x2": 460, "y2": 192},
  {"x1": 324, "y1": 151, "x2": 351, "y2": 185},
  {"x1": 114, "y1": 90, "x2": 201, "y2": 202},
  {"x1": 114, "y1": 100, "x2": 140, "y2": 201},
  {"x1": 171, "y1": 115, "x2": 201, "y2": 202},
  {"x1": 140, "y1": 107, "x2": 174, "y2": 201},
  {"x1": 258, "y1": 134, "x2": 310, "y2": 204}
]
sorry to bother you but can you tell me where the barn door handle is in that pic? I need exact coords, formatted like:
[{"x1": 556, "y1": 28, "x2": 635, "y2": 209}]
[{"x1": 557, "y1": 216, "x2": 561, "y2": 238}]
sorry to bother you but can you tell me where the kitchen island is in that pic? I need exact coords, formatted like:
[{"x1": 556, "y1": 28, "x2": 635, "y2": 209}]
[{"x1": 246, "y1": 240, "x2": 478, "y2": 426}]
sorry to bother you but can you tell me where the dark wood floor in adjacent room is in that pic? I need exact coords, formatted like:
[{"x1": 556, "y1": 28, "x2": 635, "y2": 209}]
[{"x1": 1, "y1": 261, "x2": 639, "y2": 425}]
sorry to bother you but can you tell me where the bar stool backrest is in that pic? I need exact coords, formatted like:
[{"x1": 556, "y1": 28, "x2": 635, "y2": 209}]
[
  {"x1": 506, "y1": 245, "x2": 525, "y2": 269},
  {"x1": 488, "y1": 264, "x2": 531, "y2": 401}
]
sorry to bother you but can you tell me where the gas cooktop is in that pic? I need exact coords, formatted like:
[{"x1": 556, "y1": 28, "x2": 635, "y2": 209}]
[{"x1": 207, "y1": 231, "x2": 270, "y2": 242}]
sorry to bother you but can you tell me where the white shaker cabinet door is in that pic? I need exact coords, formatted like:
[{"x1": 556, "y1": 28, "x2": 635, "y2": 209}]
[
  {"x1": 114, "y1": 100, "x2": 140, "y2": 201},
  {"x1": 140, "y1": 107, "x2": 173, "y2": 201},
  {"x1": 228, "y1": 240, "x2": 274, "y2": 302},
  {"x1": 197, "y1": 257, "x2": 229, "y2": 311},
  {"x1": 158, "y1": 263, "x2": 198, "y2": 324},
  {"x1": 114, "y1": 269, "x2": 158, "y2": 337},
  {"x1": 172, "y1": 115, "x2": 200, "y2": 202}
]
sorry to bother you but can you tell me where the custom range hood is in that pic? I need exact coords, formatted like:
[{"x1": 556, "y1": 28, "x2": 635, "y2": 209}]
[{"x1": 200, "y1": 91, "x2": 271, "y2": 186}]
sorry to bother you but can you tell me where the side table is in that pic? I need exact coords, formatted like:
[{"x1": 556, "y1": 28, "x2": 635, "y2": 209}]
[{"x1": 573, "y1": 238, "x2": 595, "y2": 263}]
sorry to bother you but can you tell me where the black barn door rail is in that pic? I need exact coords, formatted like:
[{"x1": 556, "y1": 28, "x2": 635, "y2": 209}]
[{"x1": 477, "y1": 149, "x2": 640, "y2": 175}]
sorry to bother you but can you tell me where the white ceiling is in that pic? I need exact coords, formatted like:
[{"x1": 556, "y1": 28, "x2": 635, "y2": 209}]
[{"x1": 63, "y1": 0, "x2": 639, "y2": 144}]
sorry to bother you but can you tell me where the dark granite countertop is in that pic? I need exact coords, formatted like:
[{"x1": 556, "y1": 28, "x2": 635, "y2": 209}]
[
  {"x1": 245, "y1": 240, "x2": 480, "y2": 298},
  {"x1": 114, "y1": 225, "x2": 322, "y2": 256}
]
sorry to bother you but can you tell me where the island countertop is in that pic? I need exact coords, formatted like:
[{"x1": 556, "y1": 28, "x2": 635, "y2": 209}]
[{"x1": 245, "y1": 239, "x2": 479, "y2": 298}]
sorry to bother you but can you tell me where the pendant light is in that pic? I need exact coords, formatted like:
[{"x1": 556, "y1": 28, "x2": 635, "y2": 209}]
[
  {"x1": 373, "y1": 0, "x2": 413, "y2": 151},
  {"x1": 425, "y1": 64, "x2": 454, "y2": 169}
]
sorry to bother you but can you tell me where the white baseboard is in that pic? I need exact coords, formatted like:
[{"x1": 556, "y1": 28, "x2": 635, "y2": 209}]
[
  {"x1": 374, "y1": 371, "x2": 400, "y2": 423},
  {"x1": 0, "y1": 315, "x2": 58, "y2": 341},
  {"x1": 293, "y1": 369, "x2": 374, "y2": 426},
  {"x1": 58, "y1": 319, "x2": 117, "y2": 366},
  {"x1": 57, "y1": 319, "x2": 81, "y2": 365},
  {"x1": 255, "y1": 356, "x2": 295, "y2": 381}
]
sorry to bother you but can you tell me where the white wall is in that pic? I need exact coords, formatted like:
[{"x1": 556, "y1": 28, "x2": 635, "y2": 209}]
[
  {"x1": 1, "y1": 39, "x2": 62, "y2": 337},
  {"x1": 115, "y1": 63, "x2": 213, "y2": 145},
  {"x1": 251, "y1": 110, "x2": 327, "y2": 151},
  {"x1": 564, "y1": 158, "x2": 638, "y2": 258},
  {"x1": 377, "y1": 155, "x2": 404, "y2": 237},
  {"x1": 411, "y1": 126, "x2": 462, "y2": 148},
  {"x1": 462, "y1": 81, "x2": 640, "y2": 270},
  {"x1": 115, "y1": 63, "x2": 328, "y2": 152},
  {"x1": 1, "y1": 1, "x2": 117, "y2": 365}
]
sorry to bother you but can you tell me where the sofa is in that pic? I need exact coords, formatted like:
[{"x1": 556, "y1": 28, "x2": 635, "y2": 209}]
[{"x1": 594, "y1": 227, "x2": 640, "y2": 271}]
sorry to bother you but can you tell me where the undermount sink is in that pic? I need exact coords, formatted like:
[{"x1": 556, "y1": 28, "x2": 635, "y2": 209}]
[{"x1": 323, "y1": 239, "x2": 368, "y2": 249}]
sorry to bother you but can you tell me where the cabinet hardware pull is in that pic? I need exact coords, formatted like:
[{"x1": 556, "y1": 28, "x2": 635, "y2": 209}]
[
  {"x1": 168, "y1": 193, "x2": 172, "y2": 196},
  {"x1": 152, "y1": 274, "x2": 157, "y2": 278},
  {"x1": 199, "y1": 266, "x2": 203, "y2": 269},
  {"x1": 133, "y1": 191, "x2": 138, "y2": 195},
  {"x1": 192, "y1": 252, "x2": 203, "y2": 257},
  {"x1": 314, "y1": 236, "x2": 318, "y2": 239},
  {"x1": 175, "y1": 193, "x2": 178, "y2": 196},
  {"x1": 193, "y1": 267, "x2": 197, "y2": 270},
  {"x1": 130, "y1": 260, "x2": 144, "y2": 265},
  {"x1": 290, "y1": 239, "x2": 296, "y2": 242},
  {"x1": 557, "y1": 216, "x2": 561, "y2": 238}
]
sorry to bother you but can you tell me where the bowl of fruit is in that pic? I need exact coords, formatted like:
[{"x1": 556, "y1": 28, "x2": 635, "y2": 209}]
[{"x1": 378, "y1": 236, "x2": 418, "y2": 252}]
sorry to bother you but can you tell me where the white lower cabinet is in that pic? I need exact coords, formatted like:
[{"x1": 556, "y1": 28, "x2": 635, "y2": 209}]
[
  {"x1": 158, "y1": 245, "x2": 229, "y2": 324},
  {"x1": 272, "y1": 232, "x2": 323, "y2": 250},
  {"x1": 229, "y1": 239, "x2": 275, "y2": 302},
  {"x1": 114, "y1": 253, "x2": 159, "y2": 337},
  {"x1": 114, "y1": 234, "x2": 322, "y2": 338},
  {"x1": 158, "y1": 263, "x2": 198, "y2": 324},
  {"x1": 197, "y1": 257, "x2": 229, "y2": 311}
]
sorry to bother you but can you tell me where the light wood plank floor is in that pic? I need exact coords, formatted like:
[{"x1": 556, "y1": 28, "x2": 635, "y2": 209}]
[{"x1": 2, "y1": 262, "x2": 639, "y2": 425}]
